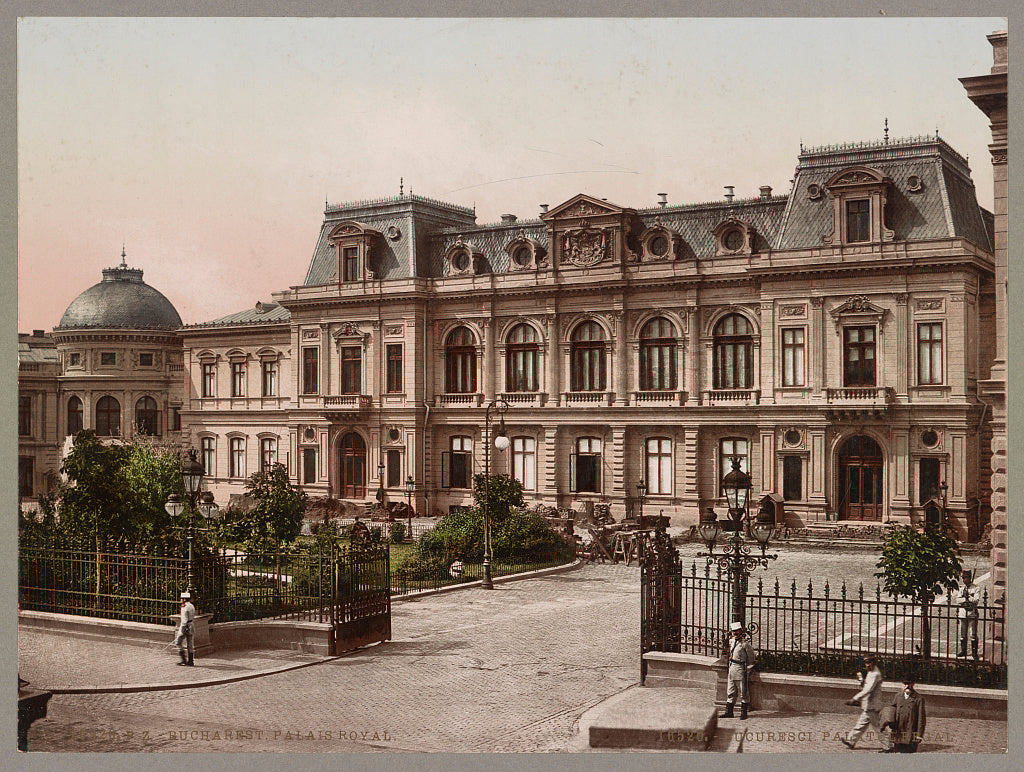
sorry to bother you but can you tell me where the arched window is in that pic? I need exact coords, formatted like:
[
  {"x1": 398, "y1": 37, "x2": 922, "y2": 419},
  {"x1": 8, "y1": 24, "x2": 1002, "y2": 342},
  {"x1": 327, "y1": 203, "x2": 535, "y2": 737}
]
[
  {"x1": 67, "y1": 396, "x2": 83, "y2": 437},
  {"x1": 506, "y1": 324, "x2": 539, "y2": 392},
  {"x1": 445, "y1": 327, "x2": 477, "y2": 394},
  {"x1": 713, "y1": 314, "x2": 754, "y2": 389},
  {"x1": 570, "y1": 321, "x2": 606, "y2": 392},
  {"x1": 134, "y1": 396, "x2": 159, "y2": 436},
  {"x1": 95, "y1": 396, "x2": 121, "y2": 437},
  {"x1": 230, "y1": 437, "x2": 246, "y2": 478},
  {"x1": 640, "y1": 317, "x2": 677, "y2": 391}
]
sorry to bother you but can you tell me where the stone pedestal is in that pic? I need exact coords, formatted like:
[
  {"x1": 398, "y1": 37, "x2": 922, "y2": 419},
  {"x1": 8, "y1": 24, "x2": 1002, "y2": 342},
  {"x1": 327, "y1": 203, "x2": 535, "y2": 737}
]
[{"x1": 168, "y1": 612, "x2": 214, "y2": 655}]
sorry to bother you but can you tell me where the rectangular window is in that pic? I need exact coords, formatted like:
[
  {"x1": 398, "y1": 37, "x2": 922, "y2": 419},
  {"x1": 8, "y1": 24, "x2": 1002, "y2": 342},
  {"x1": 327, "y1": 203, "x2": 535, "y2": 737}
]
[
  {"x1": 100, "y1": 352, "x2": 116, "y2": 366},
  {"x1": 262, "y1": 360, "x2": 278, "y2": 397},
  {"x1": 781, "y1": 328, "x2": 805, "y2": 386},
  {"x1": 719, "y1": 438, "x2": 749, "y2": 494},
  {"x1": 645, "y1": 438, "x2": 672, "y2": 495},
  {"x1": 303, "y1": 448, "x2": 317, "y2": 484},
  {"x1": 201, "y1": 363, "x2": 216, "y2": 398},
  {"x1": 19, "y1": 395, "x2": 31, "y2": 436},
  {"x1": 302, "y1": 348, "x2": 319, "y2": 394},
  {"x1": 386, "y1": 345, "x2": 403, "y2": 393},
  {"x1": 783, "y1": 456, "x2": 802, "y2": 501},
  {"x1": 201, "y1": 437, "x2": 216, "y2": 477},
  {"x1": 261, "y1": 438, "x2": 277, "y2": 473},
  {"x1": 19, "y1": 457, "x2": 33, "y2": 498},
  {"x1": 919, "y1": 457, "x2": 941, "y2": 505},
  {"x1": 230, "y1": 437, "x2": 246, "y2": 478},
  {"x1": 512, "y1": 437, "x2": 536, "y2": 491},
  {"x1": 342, "y1": 247, "x2": 359, "y2": 282},
  {"x1": 846, "y1": 199, "x2": 870, "y2": 243},
  {"x1": 843, "y1": 326, "x2": 876, "y2": 387},
  {"x1": 139, "y1": 352, "x2": 154, "y2": 367},
  {"x1": 446, "y1": 436, "x2": 472, "y2": 489},
  {"x1": 341, "y1": 346, "x2": 362, "y2": 394},
  {"x1": 172, "y1": 407, "x2": 181, "y2": 432},
  {"x1": 387, "y1": 449, "x2": 401, "y2": 488},
  {"x1": 69, "y1": 352, "x2": 81, "y2": 367},
  {"x1": 572, "y1": 437, "x2": 602, "y2": 493},
  {"x1": 231, "y1": 362, "x2": 246, "y2": 397},
  {"x1": 917, "y1": 323, "x2": 943, "y2": 385}
]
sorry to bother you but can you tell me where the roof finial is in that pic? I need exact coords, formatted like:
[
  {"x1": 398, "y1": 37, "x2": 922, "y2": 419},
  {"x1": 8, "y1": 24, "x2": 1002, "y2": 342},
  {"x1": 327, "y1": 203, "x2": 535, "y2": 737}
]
[
  {"x1": 400, "y1": 177, "x2": 404, "y2": 196},
  {"x1": 799, "y1": 139, "x2": 804, "y2": 153},
  {"x1": 120, "y1": 244, "x2": 128, "y2": 268},
  {"x1": 884, "y1": 118, "x2": 889, "y2": 144}
]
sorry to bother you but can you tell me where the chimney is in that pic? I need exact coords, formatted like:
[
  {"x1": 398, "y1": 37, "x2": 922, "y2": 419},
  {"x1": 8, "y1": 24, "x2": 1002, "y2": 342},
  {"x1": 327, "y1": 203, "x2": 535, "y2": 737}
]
[
  {"x1": 657, "y1": 193, "x2": 668, "y2": 208},
  {"x1": 539, "y1": 203, "x2": 549, "y2": 214},
  {"x1": 759, "y1": 185, "x2": 773, "y2": 199},
  {"x1": 501, "y1": 214, "x2": 517, "y2": 224},
  {"x1": 724, "y1": 186, "x2": 735, "y2": 202},
  {"x1": 33, "y1": 329, "x2": 44, "y2": 338}
]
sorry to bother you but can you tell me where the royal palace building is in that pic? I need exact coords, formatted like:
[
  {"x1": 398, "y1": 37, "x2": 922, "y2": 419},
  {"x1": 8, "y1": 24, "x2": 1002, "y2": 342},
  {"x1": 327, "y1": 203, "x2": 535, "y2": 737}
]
[{"x1": 19, "y1": 133, "x2": 998, "y2": 540}]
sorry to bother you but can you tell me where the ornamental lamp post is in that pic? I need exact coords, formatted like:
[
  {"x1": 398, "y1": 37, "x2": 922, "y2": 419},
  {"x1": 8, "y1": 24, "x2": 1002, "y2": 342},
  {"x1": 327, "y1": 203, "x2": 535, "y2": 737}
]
[
  {"x1": 405, "y1": 475, "x2": 415, "y2": 542},
  {"x1": 376, "y1": 460, "x2": 386, "y2": 503},
  {"x1": 482, "y1": 399, "x2": 510, "y2": 590},
  {"x1": 697, "y1": 459, "x2": 776, "y2": 629},
  {"x1": 637, "y1": 479, "x2": 648, "y2": 530},
  {"x1": 165, "y1": 449, "x2": 216, "y2": 596}
]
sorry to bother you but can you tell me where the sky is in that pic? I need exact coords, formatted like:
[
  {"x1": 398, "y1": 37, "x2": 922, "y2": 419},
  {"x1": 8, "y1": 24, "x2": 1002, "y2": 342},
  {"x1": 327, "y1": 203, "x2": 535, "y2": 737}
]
[{"x1": 17, "y1": 16, "x2": 1006, "y2": 333}]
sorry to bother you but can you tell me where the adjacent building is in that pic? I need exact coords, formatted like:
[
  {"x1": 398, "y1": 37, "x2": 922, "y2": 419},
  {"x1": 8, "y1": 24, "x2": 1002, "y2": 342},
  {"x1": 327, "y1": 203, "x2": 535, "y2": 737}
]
[{"x1": 20, "y1": 133, "x2": 998, "y2": 540}]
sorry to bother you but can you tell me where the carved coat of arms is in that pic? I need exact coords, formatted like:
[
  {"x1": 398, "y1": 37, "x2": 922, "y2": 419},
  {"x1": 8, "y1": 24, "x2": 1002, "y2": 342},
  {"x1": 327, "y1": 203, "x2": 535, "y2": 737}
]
[{"x1": 563, "y1": 228, "x2": 608, "y2": 267}]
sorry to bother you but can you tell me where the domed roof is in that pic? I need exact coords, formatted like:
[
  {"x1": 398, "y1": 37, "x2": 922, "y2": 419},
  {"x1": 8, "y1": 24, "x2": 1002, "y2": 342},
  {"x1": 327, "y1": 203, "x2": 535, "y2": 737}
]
[{"x1": 57, "y1": 253, "x2": 182, "y2": 331}]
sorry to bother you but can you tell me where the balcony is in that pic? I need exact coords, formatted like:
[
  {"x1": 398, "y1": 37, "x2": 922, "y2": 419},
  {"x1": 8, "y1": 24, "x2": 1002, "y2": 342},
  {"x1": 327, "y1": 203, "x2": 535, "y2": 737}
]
[
  {"x1": 437, "y1": 393, "x2": 482, "y2": 407},
  {"x1": 563, "y1": 390, "x2": 613, "y2": 406},
  {"x1": 825, "y1": 386, "x2": 894, "y2": 419},
  {"x1": 632, "y1": 390, "x2": 687, "y2": 406},
  {"x1": 322, "y1": 394, "x2": 371, "y2": 421},
  {"x1": 499, "y1": 392, "x2": 546, "y2": 406},
  {"x1": 703, "y1": 389, "x2": 760, "y2": 406}
]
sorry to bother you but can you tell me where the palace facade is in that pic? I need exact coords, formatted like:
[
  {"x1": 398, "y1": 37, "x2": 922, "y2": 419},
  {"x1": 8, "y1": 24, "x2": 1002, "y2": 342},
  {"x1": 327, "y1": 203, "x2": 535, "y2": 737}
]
[{"x1": 19, "y1": 134, "x2": 998, "y2": 539}]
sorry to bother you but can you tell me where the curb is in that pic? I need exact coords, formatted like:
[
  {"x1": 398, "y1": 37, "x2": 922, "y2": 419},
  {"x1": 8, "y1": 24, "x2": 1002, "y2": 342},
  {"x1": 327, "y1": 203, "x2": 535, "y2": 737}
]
[{"x1": 391, "y1": 557, "x2": 583, "y2": 602}]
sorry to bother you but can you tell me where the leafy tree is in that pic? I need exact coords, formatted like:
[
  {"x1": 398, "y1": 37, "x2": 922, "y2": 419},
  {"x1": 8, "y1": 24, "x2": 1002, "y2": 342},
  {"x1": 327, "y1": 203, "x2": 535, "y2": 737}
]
[
  {"x1": 224, "y1": 463, "x2": 307, "y2": 552},
  {"x1": 875, "y1": 524, "x2": 963, "y2": 659},
  {"x1": 472, "y1": 473, "x2": 524, "y2": 521}
]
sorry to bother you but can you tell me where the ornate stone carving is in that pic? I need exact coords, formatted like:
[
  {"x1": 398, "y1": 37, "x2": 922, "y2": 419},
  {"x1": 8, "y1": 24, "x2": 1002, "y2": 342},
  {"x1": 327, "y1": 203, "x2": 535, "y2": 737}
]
[
  {"x1": 810, "y1": 297, "x2": 825, "y2": 308},
  {"x1": 562, "y1": 227, "x2": 608, "y2": 267},
  {"x1": 894, "y1": 293, "x2": 909, "y2": 305},
  {"x1": 302, "y1": 329, "x2": 320, "y2": 341},
  {"x1": 780, "y1": 305, "x2": 806, "y2": 318},
  {"x1": 565, "y1": 201, "x2": 604, "y2": 218},
  {"x1": 916, "y1": 300, "x2": 943, "y2": 311},
  {"x1": 834, "y1": 170, "x2": 878, "y2": 185},
  {"x1": 385, "y1": 325, "x2": 403, "y2": 336}
]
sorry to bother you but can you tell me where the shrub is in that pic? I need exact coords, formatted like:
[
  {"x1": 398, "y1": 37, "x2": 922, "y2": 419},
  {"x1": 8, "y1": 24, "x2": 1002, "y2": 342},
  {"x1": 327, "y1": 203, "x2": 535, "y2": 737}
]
[{"x1": 389, "y1": 521, "x2": 407, "y2": 544}]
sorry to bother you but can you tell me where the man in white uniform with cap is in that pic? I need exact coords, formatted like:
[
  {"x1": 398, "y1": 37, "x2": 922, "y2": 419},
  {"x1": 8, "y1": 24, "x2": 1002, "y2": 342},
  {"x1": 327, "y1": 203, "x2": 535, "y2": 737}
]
[
  {"x1": 174, "y1": 591, "x2": 196, "y2": 666},
  {"x1": 721, "y1": 621, "x2": 756, "y2": 719}
]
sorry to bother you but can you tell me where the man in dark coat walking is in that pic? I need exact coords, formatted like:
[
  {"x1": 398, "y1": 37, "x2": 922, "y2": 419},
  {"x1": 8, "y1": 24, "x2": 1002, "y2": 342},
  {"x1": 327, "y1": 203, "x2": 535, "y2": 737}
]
[{"x1": 886, "y1": 677, "x2": 926, "y2": 753}]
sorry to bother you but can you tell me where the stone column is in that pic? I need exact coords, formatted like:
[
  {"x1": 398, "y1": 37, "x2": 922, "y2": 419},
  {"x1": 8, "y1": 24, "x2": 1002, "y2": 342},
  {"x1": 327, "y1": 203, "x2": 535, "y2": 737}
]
[
  {"x1": 810, "y1": 297, "x2": 825, "y2": 395},
  {"x1": 894, "y1": 293, "x2": 909, "y2": 399},
  {"x1": 612, "y1": 310, "x2": 628, "y2": 406},
  {"x1": 759, "y1": 301, "x2": 775, "y2": 404},
  {"x1": 483, "y1": 318, "x2": 496, "y2": 403},
  {"x1": 545, "y1": 314, "x2": 560, "y2": 406}
]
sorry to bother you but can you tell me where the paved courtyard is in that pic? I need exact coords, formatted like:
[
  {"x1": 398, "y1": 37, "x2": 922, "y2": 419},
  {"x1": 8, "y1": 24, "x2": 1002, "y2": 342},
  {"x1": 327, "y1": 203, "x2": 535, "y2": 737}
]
[{"x1": 21, "y1": 551, "x2": 1004, "y2": 754}]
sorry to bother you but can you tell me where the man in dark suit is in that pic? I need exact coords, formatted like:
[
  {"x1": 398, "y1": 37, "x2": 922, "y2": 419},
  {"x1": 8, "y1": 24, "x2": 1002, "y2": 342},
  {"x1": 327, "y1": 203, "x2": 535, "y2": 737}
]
[{"x1": 885, "y1": 677, "x2": 926, "y2": 753}]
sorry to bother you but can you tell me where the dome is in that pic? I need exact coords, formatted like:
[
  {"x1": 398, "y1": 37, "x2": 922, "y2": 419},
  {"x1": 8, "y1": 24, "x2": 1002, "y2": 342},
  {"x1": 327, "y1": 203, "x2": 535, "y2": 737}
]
[{"x1": 57, "y1": 254, "x2": 182, "y2": 331}]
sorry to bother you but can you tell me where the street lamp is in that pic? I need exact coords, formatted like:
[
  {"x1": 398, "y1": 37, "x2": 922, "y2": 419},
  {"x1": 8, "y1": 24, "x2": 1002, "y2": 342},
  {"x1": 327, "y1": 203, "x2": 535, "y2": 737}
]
[
  {"x1": 405, "y1": 475, "x2": 415, "y2": 542},
  {"x1": 636, "y1": 479, "x2": 648, "y2": 530},
  {"x1": 697, "y1": 459, "x2": 777, "y2": 628},
  {"x1": 376, "y1": 460, "x2": 386, "y2": 503},
  {"x1": 482, "y1": 399, "x2": 510, "y2": 590},
  {"x1": 165, "y1": 449, "x2": 216, "y2": 596}
]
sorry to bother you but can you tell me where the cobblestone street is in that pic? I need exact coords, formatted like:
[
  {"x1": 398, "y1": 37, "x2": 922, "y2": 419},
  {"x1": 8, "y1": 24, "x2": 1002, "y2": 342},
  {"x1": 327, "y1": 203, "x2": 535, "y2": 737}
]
[{"x1": 23, "y1": 550, "x2": 1004, "y2": 754}]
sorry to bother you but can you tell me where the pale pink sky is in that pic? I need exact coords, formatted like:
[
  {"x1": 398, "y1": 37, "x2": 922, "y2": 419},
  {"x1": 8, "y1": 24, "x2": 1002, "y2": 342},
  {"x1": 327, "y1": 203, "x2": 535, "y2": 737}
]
[{"x1": 18, "y1": 17, "x2": 1004, "y2": 333}]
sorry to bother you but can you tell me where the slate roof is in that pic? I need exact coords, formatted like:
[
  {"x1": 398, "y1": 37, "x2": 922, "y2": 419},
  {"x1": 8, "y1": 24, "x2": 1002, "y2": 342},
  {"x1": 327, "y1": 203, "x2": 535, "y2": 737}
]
[
  {"x1": 18, "y1": 334, "x2": 58, "y2": 364},
  {"x1": 187, "y1": 301, "x2": 291, "y2": 329},
  {"x1": 777, "y1": 135, "x2": 991, "y2": 251},
  {"x1": 57, "y1": 262, "x2": 182, "y2": 330}
]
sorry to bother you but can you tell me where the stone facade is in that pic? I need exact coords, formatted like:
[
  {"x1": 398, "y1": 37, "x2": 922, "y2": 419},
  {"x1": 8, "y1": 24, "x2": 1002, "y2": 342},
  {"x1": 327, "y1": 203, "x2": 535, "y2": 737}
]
[{"x1": 20, "y1": 135, "x2": 999, "y2": 541}]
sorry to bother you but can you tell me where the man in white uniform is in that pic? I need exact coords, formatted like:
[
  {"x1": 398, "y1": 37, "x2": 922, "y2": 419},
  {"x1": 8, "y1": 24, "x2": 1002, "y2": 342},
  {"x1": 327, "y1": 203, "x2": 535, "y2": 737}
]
[
  {"x1": 841, "y1": 655, "x2": 892, "y2": 751},
  {"x1": 721, "y1": 621, "x2": 756, "y2": 720},
  {"x1": 174, "y1": 591, "x2": 196, "y2": 666}
]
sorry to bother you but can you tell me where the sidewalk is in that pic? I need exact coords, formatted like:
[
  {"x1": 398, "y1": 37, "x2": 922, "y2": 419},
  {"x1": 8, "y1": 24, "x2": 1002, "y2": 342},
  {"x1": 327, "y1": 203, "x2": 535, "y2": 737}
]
[{"x1": 17, "y1": 627, "x2": 339, "y2": 693}]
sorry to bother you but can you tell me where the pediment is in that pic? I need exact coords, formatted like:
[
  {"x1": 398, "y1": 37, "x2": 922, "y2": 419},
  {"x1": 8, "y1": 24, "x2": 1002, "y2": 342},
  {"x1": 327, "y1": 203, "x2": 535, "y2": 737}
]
[
  {"x1": 829, "y1": 295, "x2": 890, "y2": 332},
  {"x1": 825, "y1": 165, "x2": 890, "y2": 189},
  {"x1": 328, "y1": 221, "x2": 382, "y2": 241},
  {"x1": 541, "y1": 194, "x2": 627, "y2": 221}
]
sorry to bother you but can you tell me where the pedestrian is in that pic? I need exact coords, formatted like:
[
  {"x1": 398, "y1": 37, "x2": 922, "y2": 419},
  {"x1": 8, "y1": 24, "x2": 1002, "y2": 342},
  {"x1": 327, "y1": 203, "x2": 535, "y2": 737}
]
[
  {"x1": 841, "y1": 655, "x2": 892, "y2": 752},
  {"x1": 173, "y1": 591, "x2": 196, "y2": 666},
  {"x1": 887, "y1": 675, "x2": 926, "y2": 753},
  {"x1": 720, "y1": 621, "x2": 755, "y2": 720},
  {"x1": 954, "y1": 569, "x2": 981, "y2": 659}
]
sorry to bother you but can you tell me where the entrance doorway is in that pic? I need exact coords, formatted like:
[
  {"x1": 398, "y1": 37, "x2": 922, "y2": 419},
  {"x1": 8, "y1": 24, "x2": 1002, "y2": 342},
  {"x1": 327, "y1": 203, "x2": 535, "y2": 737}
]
[
  {"x1": 838, "y1": 435, "x2": 883, "y2": 521},
  {"x1": 340, "y1": 432, "x2": 367, "y2": 499}
]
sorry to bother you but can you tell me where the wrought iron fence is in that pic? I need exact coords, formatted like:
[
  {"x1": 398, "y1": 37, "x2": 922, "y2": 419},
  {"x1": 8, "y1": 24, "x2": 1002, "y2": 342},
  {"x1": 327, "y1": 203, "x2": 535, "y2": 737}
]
[
  {"x1": 641, "y1": 553, "x2": 1007, "y2": 689},
  {"x1": 19, "y1": 536, "x2": 390, "y2": 629}
]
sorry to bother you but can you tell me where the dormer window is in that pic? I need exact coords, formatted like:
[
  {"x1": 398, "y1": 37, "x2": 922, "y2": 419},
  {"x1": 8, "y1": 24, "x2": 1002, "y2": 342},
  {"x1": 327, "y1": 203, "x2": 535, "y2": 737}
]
[
  {"x1": 445, "y1": 241, "x2": 482, "y2": 276},
  {"x1": 823, "y1": 166, "x2": 895, "y2": 246},
  {"x1": 327, "y1": 221, "x2": 382, "y2": 283},
  {"x1": 505, "y1": 237, "x2": 545, "y2": 271},
  {"x1": 638, "y1": 225, "x2": 679, "y2": 262},
  {"x1": 712, "y1": 218, "x2": 754, "y2": 256}
]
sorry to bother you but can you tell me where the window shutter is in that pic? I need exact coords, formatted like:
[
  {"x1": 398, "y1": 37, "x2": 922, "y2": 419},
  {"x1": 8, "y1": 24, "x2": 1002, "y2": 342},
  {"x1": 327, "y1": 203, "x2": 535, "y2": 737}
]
[
  {"x1": 569, "y1": 453, "x2": 577, "y2": 493},
  {"x1": 442, "y1": 451, "x2": 451, "y2": 489}
]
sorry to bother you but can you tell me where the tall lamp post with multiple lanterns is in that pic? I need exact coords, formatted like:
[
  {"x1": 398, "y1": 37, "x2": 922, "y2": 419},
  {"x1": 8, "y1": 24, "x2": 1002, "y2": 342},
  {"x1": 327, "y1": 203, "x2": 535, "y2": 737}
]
[
  {"x1": 165, "y1": 449, "x2": 219, "y2": 595},
  {"x1": 636, "y1": 479, "x2": 648, "y2": 530},
  {"x1": 482, "y1": 399, "x2": 510, "y2": 590},
  {"x1": 697, "y1": 459, "x2": 776, "y2": 628}
]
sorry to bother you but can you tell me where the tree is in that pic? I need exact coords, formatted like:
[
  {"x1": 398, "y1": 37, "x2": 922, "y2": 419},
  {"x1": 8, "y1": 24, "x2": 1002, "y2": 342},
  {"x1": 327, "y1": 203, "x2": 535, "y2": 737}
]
[
  {"x1": 472, "y1": 473, "x2": 524, "y2": 521},
  {"x1": 875, "y1": 524, "x2": 963, "y2": 659},
  {"x1": 229, "y1": 463, "x2": 307, "y2": 552}
]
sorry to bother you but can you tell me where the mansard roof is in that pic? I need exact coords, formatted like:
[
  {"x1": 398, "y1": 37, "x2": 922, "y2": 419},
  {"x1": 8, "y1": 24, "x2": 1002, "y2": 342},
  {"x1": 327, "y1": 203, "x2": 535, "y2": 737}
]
[
  {"x1": 776, "y1": 135, "x2": 991, "y2": 251},
  {"x1": 187, "y1": 301, "x2": 291, "y2": 329}
]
